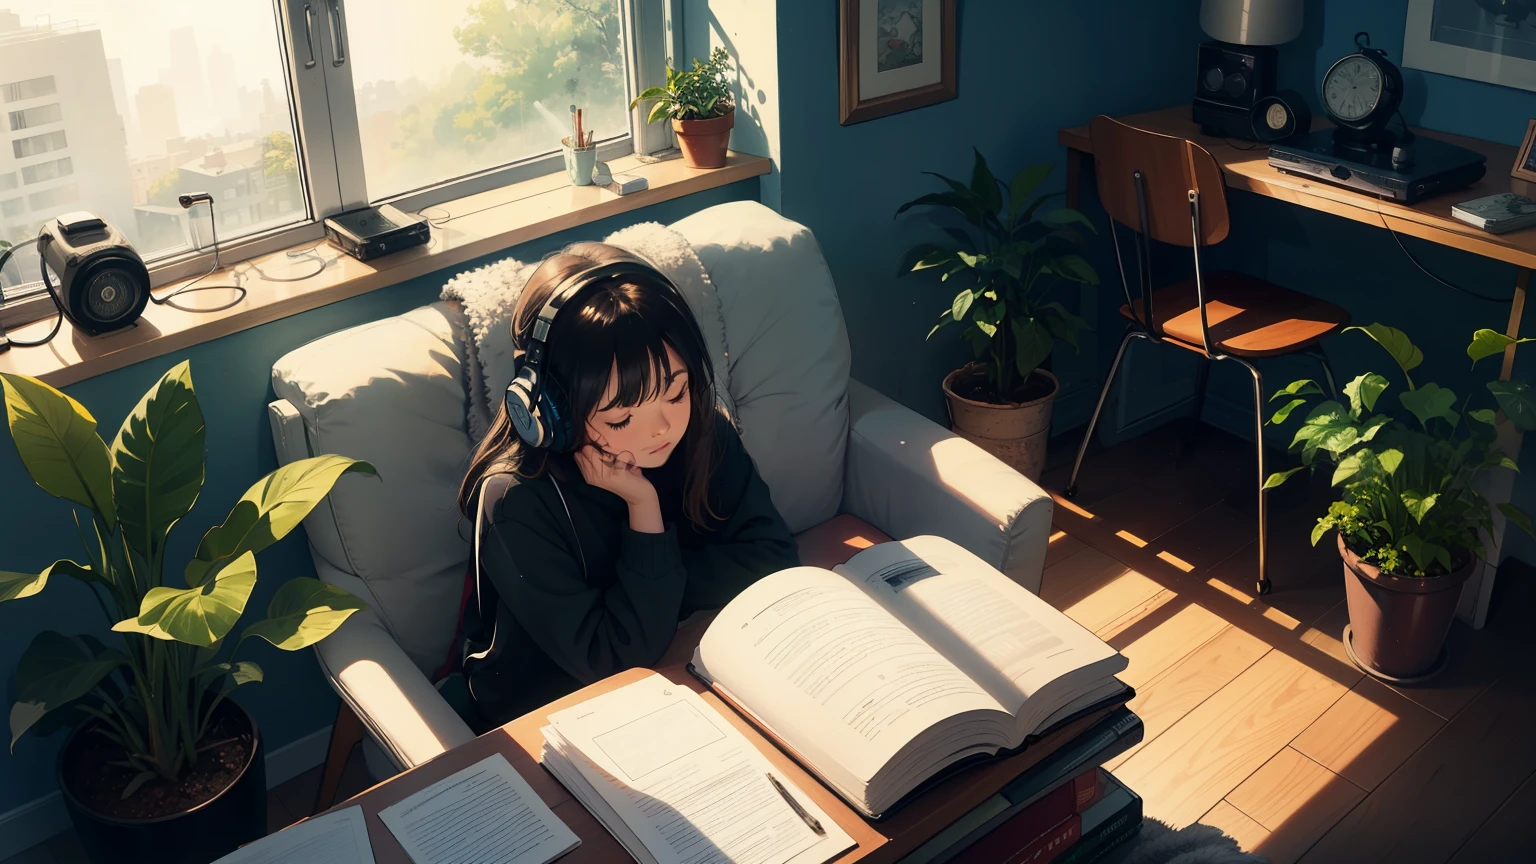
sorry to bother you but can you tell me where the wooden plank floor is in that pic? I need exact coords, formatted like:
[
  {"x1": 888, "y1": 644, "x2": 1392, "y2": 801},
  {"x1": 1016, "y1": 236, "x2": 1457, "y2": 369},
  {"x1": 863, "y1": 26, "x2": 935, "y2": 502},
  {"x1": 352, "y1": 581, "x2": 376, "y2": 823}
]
[{"x1": 1039, "y1": 424, "x2": 1536, "y2": 864}]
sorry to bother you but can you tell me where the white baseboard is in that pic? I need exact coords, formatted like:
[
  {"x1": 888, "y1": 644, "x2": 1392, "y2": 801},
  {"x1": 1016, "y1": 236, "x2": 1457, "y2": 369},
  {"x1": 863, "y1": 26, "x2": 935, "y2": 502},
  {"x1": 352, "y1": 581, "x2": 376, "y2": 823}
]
[{"x1": 0, "y1": 724, "x2": 333, "y2": 859}]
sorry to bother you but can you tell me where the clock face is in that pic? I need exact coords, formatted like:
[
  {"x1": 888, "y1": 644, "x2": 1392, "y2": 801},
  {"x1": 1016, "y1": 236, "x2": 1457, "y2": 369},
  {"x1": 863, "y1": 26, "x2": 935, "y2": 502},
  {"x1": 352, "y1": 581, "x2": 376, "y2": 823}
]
[
  {"x1": 1324, "y1": 56, "x2": 1382, "y2": 122},
  {"x1": 1266, "y1": 102, "x2": 1289, "y2": 131}
]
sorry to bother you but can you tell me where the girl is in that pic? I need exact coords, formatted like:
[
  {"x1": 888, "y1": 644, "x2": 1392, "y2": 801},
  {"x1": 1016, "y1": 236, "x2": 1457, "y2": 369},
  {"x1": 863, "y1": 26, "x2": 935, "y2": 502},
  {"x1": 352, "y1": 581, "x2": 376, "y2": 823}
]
[{"x1": 454, "y1": 241, "x2": 799, "y2": 730}]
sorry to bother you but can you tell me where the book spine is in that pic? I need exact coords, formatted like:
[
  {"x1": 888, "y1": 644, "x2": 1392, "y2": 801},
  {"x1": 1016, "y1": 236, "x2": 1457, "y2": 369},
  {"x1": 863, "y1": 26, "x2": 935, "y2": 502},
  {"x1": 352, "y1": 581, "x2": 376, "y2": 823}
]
[
  {"x1": 1055, "y1": 795, "x2": 1143, "y2": 864},
  {"x1": 951, "y1": 780, "x2": 1077, "y2": 864},
  {"x1": 1072, "y1": 769, "x2": 1100, "y2": 812},
  {"x1": 1006, "y1": 814, "x2": 1083, "y2": 864}
]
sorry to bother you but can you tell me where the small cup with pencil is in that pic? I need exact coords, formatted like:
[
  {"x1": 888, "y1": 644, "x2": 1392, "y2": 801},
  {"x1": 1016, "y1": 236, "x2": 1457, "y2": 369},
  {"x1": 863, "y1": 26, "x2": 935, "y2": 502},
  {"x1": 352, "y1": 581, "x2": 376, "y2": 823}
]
[{"x1": 562, "y1": 104, "x2": 598, "y2": 186}]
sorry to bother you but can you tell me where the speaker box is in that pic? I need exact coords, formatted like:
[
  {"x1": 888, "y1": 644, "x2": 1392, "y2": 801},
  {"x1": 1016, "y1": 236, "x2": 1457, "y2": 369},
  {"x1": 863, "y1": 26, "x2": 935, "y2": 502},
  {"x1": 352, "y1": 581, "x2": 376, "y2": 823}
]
[{"x1": 1192, "y1": 40, "x2": 1277, "y2": 141}]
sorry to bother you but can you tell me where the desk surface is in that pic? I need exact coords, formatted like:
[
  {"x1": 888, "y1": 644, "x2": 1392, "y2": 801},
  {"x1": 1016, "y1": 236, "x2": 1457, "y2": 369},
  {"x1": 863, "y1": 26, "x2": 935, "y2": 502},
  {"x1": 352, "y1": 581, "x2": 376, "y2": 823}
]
[
  {"x1": 320, "y1": 625, "x2": 1121, "y2": 864},
  {"x1": 1059, "y1": 107, "x2": 1536, "y2": 272}
]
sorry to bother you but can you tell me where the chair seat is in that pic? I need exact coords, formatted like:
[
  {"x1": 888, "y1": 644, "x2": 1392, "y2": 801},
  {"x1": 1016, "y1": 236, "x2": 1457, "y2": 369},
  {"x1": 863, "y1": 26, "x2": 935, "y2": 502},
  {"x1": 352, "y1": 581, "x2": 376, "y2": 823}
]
[{"x1": 1119, "y1": 270, "x2": 1350, "y2": 358}]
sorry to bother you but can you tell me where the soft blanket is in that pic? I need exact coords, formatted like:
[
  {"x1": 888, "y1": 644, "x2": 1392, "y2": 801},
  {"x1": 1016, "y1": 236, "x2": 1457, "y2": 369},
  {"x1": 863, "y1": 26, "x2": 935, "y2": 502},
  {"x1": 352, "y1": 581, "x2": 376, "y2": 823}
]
[
  {"x1": 1100, "y1": 818, "x2": 1269, "y2": 864},
  {"x1": 441, "y1": 222, "x2": 734, "y2": 441}
]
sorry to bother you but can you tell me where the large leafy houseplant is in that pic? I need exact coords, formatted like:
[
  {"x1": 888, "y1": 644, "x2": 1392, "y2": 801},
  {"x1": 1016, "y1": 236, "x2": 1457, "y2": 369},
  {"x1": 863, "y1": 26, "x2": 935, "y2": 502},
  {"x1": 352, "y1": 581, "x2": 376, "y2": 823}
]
[
  {"x1": 897, "y1": 150, "x2": 1099, "y2": 403},
  {"x1": 629, "y1": 46, "x2": 734, "y2": 123},
  {"x1": 1, "y1": 362, "x2": 373, "y2": 801},
  {"x1": 1263, "y1": 324, "x2": 1535, "y2": 577}
]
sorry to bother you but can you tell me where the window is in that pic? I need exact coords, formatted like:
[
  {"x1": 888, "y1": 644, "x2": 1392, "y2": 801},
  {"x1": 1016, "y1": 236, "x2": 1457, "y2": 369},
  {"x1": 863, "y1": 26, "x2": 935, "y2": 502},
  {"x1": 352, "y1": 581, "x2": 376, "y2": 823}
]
[
  {"x1": 7, "y1": 102, "x2": 61, "y2": 130},
  {"x1": 0, "y1": 2, "x2": 661, "y2": 282},
  {"x1": 27, "y1": 184, "x2": 76, "y2": 210},
  {"x1": 1, "y1": 198, "x2": 23, "y2": 218},
  {"x1": 0, "y1": 173, "x2": 16, "y2": 192},
  {"x1": 20, "y1": 156, "x2": 71, "y2": 185},
  {"x1": 3, "y1": 75, "x2": 56, "y2": 102},
  {"x1": 12, "y1": 130, "x2": 67, "y2": 159}
]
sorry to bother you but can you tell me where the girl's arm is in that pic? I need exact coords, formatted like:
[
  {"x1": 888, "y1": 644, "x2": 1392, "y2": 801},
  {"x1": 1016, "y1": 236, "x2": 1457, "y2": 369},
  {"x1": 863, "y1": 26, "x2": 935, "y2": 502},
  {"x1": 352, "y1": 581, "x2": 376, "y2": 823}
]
[
  {"x1": 681, "y1": 419, "x2": 801, "y2": 611},
  {"x1": 483, "y1": 484, "x2": 687, "y2": 682}
]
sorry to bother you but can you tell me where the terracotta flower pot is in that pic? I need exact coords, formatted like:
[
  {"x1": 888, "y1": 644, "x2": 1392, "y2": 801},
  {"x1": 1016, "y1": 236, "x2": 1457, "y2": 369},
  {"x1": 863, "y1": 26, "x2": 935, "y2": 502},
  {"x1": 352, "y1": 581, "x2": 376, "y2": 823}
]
[
  {"x1": 942, "y1": 364, "x2": 1059, "y2": 482},
  {"x1": 672, "y1": 109, "x2": 734, "y2": 169},
  {"x1": 1338, "y1": 533, "x2": 1475, "y2": 681}
]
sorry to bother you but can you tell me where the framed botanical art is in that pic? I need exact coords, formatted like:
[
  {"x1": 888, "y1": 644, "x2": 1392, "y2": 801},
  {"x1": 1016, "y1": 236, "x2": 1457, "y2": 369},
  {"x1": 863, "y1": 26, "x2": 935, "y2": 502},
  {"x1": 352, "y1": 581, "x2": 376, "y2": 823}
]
[
  {"x1": 1403, "y1": 0, "x2": 1536, "y2": 92},
  {"x1": 839, "y1": 0, "x2": 957, "y2": 125},
  {"x1": 1516, "y1": 119, "x2": 1536, "y2": 183}
]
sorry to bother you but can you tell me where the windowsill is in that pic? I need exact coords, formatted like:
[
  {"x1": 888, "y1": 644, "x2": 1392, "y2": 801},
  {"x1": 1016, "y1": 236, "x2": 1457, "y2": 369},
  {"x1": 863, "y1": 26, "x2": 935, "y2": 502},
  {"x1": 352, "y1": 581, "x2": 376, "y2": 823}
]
[{"x1": 0, "y1": 151, "x2": 769, "y2": 387}]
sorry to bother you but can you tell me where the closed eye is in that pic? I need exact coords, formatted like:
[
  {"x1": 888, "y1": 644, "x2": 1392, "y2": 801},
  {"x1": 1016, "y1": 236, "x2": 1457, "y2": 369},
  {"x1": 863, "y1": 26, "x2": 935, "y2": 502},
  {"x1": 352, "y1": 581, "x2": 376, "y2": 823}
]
[
  {"x1": 607, "y1": 416, "x2": 631, "y2": 430},
  {"x1": 668, "y1": 382, "x2": 690, "y2": 404}
]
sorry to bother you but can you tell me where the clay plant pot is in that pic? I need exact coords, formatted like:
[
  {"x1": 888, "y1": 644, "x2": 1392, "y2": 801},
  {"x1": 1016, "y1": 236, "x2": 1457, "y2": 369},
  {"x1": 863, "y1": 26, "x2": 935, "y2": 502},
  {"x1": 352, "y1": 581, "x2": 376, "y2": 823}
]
[
  {"x1": 672, "y1": 109, "x2": 735, "y2": 169},
  {"x1": 1338, "y1": 533, "x2": 1476, "y2": 681},
  {"x1": 58, "y1": 699, "x2": 266, "y2": 864},
  {"x1": 943, "y1": 364, "x2": 1059, "y2": 482}
]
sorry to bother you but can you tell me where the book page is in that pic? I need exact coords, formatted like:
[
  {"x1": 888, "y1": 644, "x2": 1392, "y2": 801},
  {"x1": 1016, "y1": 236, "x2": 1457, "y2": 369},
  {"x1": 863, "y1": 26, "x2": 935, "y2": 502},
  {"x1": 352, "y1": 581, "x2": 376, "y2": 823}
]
[
  {"x1": 212, "y1": 806, "x2": 373, "y2": 864},
  {"x1": 377, "y1": 753, "x2": 578, "y2": 864},
  {"x1": 695, "y1": 566, "x2": 1008, "y2": 783},
  {"x1": 544, "y1": 673, "x2": 853, "y2": 864},
  {"x1": 837, "y1": 537, "x2": 1125, "y2": 718}
]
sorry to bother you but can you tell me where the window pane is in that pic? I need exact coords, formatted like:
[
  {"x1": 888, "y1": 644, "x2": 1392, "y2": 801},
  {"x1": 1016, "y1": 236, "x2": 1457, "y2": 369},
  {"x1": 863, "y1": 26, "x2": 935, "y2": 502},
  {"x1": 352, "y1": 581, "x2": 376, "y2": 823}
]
[
  {"x1": 0, "y1": 3, "x2": 307, "y2": 260},
  {"x1": 345, "y1": 1, "x2": 630, "y2": 200}
]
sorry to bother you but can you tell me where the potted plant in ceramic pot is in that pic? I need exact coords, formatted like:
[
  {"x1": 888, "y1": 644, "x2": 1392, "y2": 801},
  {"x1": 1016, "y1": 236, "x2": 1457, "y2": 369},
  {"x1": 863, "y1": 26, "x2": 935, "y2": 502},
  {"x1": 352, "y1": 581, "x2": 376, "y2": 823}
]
[
  {"x1": 1, "y1": 362, "x2": 374, "y2": 863},
  {"x1": 1264, "y1": 324, "x2": 1535, "y2": 681},
  {"x1": 896, "y1": 151, "x2": 1100, "y2": 480},
  {"x1": 630, "y1": 46, "x2": 735, "y2": 169}
]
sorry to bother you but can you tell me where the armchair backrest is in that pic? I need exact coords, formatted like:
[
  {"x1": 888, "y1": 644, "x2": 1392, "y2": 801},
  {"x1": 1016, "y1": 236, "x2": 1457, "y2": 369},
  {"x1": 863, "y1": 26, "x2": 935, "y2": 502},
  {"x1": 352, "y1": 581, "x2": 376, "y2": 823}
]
[{"x1": 269, "y1": 201, "x2": 851, "y2": 671}]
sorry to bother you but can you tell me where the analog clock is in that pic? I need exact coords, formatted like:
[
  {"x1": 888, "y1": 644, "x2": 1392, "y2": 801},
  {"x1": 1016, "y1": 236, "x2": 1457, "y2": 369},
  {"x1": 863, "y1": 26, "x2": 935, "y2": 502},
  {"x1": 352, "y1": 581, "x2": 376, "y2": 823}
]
[{"x1": 1320, "y1": 32, "x2": 1402, "y2": 137}]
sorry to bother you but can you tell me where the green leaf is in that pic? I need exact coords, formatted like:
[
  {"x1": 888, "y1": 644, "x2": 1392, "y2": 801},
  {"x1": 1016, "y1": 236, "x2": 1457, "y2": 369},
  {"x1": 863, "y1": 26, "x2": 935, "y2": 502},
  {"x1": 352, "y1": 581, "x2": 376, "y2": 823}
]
[
  {"x1": 1012, "y1": 318, "x2": 1053, "y2": 381},
  {"x1": 185, "y1": 456, "x2": 376, "y2": 588},
  {"x1": 1271, "y1": 379, "x2": 1322, "y2": 401},
  {"x1": 1007, "y1": 164, "x2": 1053, "y2": 215},
  {"x1": 896, "y1": 190, "x2": 983, "y2": 225},
  {"x1": 1402, "y1": 492, "x2": 1439, "y2": 524},
  {"x1": 111, "y1": 361, "x2": 206, "y2": 562},
  {"x1": 240, "y1": 578, "x2": 367, "y2": 652},
  {"x1": 1270, "y1": 398, "x2": 1308, "y2": 425},
  {"x1": 1498, "y1": 503, "x2": 1534, "y2": 537},
  {"x1": 1467, "y1": 329, "x2": 1536, "y2": 365},
  {"x1": 1469, "y1": 408, "x2": 1499, "y2": 428},
  {"x1": 1378, "y1": 448, "x2": 1404, "y2": 475},
  {"x1": 1488, "y1": 381, "x2": 1536, "y2": 432},
  {"x1": 1047, "y1": 254, "x2": 1099, "y2": 285},
  {"x1": 956, "y1": 250, "x2": 982, "y2": 269},
  {"x1": 1296, "y1": 401, "x2": 1358, "y2": 454},
  {"x1": 0, "y1": 373, "x2": 116, "y2": 523},
  {"x1": 124, "y1": 552, "x2": 258, "y2": 648},
  {"x1": 1399, "y1": 382, "x2": 1458, "y2": 430},
  {"x1": 198, "y1": 660, "x2": 264, "y2": 690},
  {"x1": 1310, "y1": 520, "x2": 1331, "y2": 546},
  {"x1": 1358, "y1": 415, "x2": 1392, "y2": 443},
  {"x1": 647, "y1": 101, "x2": 671, "y2": 125},
  {"x1": 1037, "y1": 208, "x2": 1095, "y2": 232},
  {"x1": 1263, "y1": 467, "x2": 1304, "y2": 489},
  {"x1": 1039, "y1": 301, "x2": 1087, "y2": 350},
  {"x1": 0, "y1": 559, "x2": 90, "y2": 604},
  {"x1": 1346, "y1": 324, "x2": 1422, "y2": 387},
  {"x1": 1332, "y1": 451, "x2": 1366, "y2": 487},
  {"x1": 975, "y1": 320, "x2": 998, "y2": 338},
  {"x1": 10, "y1": 632, "x2": 125, "y2": 750},
  {"x1": 951, "y1": 289, "x2": 975, "y2": 322},
  {"x1": 906, "y1": 245, "x2": 958, "y2": 273},
  {"x1": 1344, "y1": 373, "x2": 1390, "y2": 417},
  {"x1": 968, "y1": 150, "x2": 1003, "y2": 215}
]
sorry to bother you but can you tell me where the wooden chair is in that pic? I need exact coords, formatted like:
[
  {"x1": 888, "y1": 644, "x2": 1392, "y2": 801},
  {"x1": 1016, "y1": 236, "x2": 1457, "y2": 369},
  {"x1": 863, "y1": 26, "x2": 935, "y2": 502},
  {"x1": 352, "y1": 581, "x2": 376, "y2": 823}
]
[{"x1": 1064, "y1": 116, "x2": 1351, "y2": 596}]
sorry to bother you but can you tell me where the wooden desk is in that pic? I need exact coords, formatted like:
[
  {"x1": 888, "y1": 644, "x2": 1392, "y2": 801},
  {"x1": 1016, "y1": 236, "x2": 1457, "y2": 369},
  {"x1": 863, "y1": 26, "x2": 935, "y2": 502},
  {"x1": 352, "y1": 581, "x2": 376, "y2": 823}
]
[
  {"x1": 1059, "y1": 106, "x2": 1529, "y2": 628},
  {"x1": 318, "y1": 656, "x2": 1120, "y2": 864}
]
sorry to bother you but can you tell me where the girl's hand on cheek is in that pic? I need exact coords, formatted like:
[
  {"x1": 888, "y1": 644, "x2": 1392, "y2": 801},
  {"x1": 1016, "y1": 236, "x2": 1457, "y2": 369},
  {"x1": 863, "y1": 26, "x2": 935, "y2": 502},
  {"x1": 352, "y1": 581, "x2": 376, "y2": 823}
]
[{"x1": 574, "y1": 444, "x2": 657, "y2": 506}]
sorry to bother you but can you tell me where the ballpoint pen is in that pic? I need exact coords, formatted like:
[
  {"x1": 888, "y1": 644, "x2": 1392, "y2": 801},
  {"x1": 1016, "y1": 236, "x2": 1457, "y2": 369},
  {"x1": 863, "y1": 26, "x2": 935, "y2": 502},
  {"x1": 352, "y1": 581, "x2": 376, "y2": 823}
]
[{"x1": 766, "y1": 772, "x2": 825, "y2": 836}]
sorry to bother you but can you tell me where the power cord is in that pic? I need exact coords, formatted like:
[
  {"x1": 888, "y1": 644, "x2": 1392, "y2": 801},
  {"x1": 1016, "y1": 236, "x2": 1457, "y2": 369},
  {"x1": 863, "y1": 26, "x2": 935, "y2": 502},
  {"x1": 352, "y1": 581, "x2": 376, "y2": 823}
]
[
  {"x1": 0, "y1": 237, "x2": 63, "y2": 348},
  {"x1": 1370, "y1": 193, "x2": 1515, "y2": 303}
]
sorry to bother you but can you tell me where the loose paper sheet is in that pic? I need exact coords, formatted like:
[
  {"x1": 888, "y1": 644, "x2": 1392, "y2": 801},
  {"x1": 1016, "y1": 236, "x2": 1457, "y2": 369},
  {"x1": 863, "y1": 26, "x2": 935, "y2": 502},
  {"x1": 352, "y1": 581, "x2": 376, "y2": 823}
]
[{"x1": 212, "y1": 806, "x2": 373, "y2": 864}]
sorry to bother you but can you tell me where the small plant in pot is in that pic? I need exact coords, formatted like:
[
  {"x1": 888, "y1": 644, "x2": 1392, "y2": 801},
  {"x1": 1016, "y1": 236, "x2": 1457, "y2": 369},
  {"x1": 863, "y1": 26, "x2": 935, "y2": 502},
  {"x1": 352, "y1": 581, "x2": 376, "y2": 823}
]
[
  {"x1": 896, "y1": 150, "x2": 1100, "y2": 481},
  {"x1": 1, "y1": 362, "x2": 374, "y2": 863},
  {"x1": 1264, "y1": 324, "x2": 1535, "y2": 681},
  {"x1": 630, "y1": 46, "x2": 735, "y2": 169}
]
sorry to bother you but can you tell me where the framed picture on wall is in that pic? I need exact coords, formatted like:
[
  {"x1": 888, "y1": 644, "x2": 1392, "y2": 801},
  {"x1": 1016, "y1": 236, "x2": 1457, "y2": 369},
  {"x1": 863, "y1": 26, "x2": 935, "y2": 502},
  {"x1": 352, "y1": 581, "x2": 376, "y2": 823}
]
[
  {"x1": 1515, "y1": 119, "x2": 1536, "y2": 183},
  {"x1": 839, "y1": 0, "x2": 957, "y2": 125},
  {"x1": 1403, "y1": 0, "x2": 1536, "y2": 92}
]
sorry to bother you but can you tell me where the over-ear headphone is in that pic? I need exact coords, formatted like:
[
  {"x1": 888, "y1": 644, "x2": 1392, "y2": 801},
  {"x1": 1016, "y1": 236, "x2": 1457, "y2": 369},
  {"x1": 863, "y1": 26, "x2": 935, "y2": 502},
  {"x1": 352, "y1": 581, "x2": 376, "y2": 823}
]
[{"x1": 504, "y1": 256, "x2": 681, "y2": 451}]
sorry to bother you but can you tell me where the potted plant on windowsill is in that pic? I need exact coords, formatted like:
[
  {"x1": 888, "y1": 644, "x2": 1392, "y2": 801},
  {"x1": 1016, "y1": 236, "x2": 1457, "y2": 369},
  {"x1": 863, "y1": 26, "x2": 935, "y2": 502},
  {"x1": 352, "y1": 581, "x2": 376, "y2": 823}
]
[
  {"x1": 630, "y1": 46, "x2": 735, "y2": 169},
  {"x1": 1264, "y1": 324, "x2": 1535, "y2": 681},
  {"x1": 1, "y1": 362, "x2": 374, "y2": 864},
  {"x1": 896, "y1": 151, "x2": 1100, "y2": 481}
]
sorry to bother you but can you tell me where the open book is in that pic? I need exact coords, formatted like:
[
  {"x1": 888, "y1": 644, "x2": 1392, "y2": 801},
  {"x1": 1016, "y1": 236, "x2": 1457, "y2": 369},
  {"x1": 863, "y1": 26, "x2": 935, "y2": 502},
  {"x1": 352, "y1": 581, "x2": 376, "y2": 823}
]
[{"x1": 690, "y1": 535, "x2": 1130, "y2": 819}]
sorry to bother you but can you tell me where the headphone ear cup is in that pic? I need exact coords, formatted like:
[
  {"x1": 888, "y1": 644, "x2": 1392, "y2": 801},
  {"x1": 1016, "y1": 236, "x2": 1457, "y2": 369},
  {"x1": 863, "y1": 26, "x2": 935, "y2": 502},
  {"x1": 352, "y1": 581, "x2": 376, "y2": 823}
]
[
  {"x1": 504, "y1": 373, "x2": 545, "y2": 448},
  {"x1": 540, "y1": 376, "x2": 575, "y2": 452}
]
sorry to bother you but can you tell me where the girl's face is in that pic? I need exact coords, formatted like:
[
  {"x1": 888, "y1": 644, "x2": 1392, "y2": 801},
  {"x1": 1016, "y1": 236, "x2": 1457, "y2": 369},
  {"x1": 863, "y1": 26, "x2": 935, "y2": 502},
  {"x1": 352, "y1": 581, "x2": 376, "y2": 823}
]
[{"x1": 585, "y1": 342, "x2": 692, "y2": 469}]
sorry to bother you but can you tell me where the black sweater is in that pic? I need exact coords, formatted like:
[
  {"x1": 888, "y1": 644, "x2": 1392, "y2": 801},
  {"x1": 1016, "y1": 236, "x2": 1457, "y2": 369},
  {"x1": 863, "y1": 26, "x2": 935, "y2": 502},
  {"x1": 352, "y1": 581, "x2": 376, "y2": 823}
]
[{"x1": 460, "y1": 413, "x2": 799, "y2": 729}]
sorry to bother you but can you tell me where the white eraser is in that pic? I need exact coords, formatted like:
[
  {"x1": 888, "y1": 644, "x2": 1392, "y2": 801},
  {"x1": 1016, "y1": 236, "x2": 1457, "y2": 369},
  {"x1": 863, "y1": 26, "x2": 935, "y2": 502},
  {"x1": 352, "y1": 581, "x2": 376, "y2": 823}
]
[{"x1": 606, "y1": 173, "x2": 648, "y2": 195}]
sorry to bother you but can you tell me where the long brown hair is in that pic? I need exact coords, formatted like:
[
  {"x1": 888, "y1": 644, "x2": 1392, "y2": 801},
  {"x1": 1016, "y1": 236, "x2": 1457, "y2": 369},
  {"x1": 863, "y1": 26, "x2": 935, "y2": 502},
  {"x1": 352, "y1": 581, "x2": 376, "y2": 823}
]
[{"x1": 457, "y1": 242, "x2": 721, "y2": 528}]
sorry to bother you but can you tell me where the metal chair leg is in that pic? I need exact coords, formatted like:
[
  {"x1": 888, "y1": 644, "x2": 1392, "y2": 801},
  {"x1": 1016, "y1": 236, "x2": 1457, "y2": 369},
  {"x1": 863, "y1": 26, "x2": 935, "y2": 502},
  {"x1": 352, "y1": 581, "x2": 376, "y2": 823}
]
[
  {"x1": 1233, "y1": 356, "x2": 1271, "y2": 596},
  {"x1": 1066, "y1": 329, "x2": 1144, "y2": 498},
  {"x1": 1309, "y1": 349, "x2": 1340, "y2": 400}
]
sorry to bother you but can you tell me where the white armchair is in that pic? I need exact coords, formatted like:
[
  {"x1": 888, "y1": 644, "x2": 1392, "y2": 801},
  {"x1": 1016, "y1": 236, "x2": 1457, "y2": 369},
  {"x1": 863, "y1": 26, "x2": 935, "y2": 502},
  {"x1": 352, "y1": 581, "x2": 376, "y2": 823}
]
[{"x1": 267, "y1": 201, "x2": 1054, "y2": 809}]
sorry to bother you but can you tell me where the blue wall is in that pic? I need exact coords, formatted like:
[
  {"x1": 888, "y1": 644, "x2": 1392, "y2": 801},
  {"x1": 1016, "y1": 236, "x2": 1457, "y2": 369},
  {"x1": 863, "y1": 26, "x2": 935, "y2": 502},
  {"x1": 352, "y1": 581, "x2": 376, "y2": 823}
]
[
  {"x1": 0, "y1": 181, "x2": 756, "y2": 816},
  {"x1": 773, "y1": 0, "x2": 1205, "y2": 427}
]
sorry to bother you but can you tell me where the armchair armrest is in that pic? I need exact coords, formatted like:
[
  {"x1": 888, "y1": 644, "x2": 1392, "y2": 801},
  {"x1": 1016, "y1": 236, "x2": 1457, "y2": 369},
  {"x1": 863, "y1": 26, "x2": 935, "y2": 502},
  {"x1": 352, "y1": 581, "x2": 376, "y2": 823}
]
[
  {"x1": 312, "y1": 577, "x2": 476, "y2": 771},
  {"x1": 841, "y1": 379, "x2": 1055, "y2": 594}
]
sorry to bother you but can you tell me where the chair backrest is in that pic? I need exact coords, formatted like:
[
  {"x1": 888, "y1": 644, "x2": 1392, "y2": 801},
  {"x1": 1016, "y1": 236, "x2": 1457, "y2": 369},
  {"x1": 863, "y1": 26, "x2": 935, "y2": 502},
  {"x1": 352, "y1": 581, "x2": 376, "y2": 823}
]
[
  {"x1": 269, "y1": 201, "x2": 851, "y2": 672},
  {"x1": 1088, "y1": 115, "x2": 1230, "y2": 247}
]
